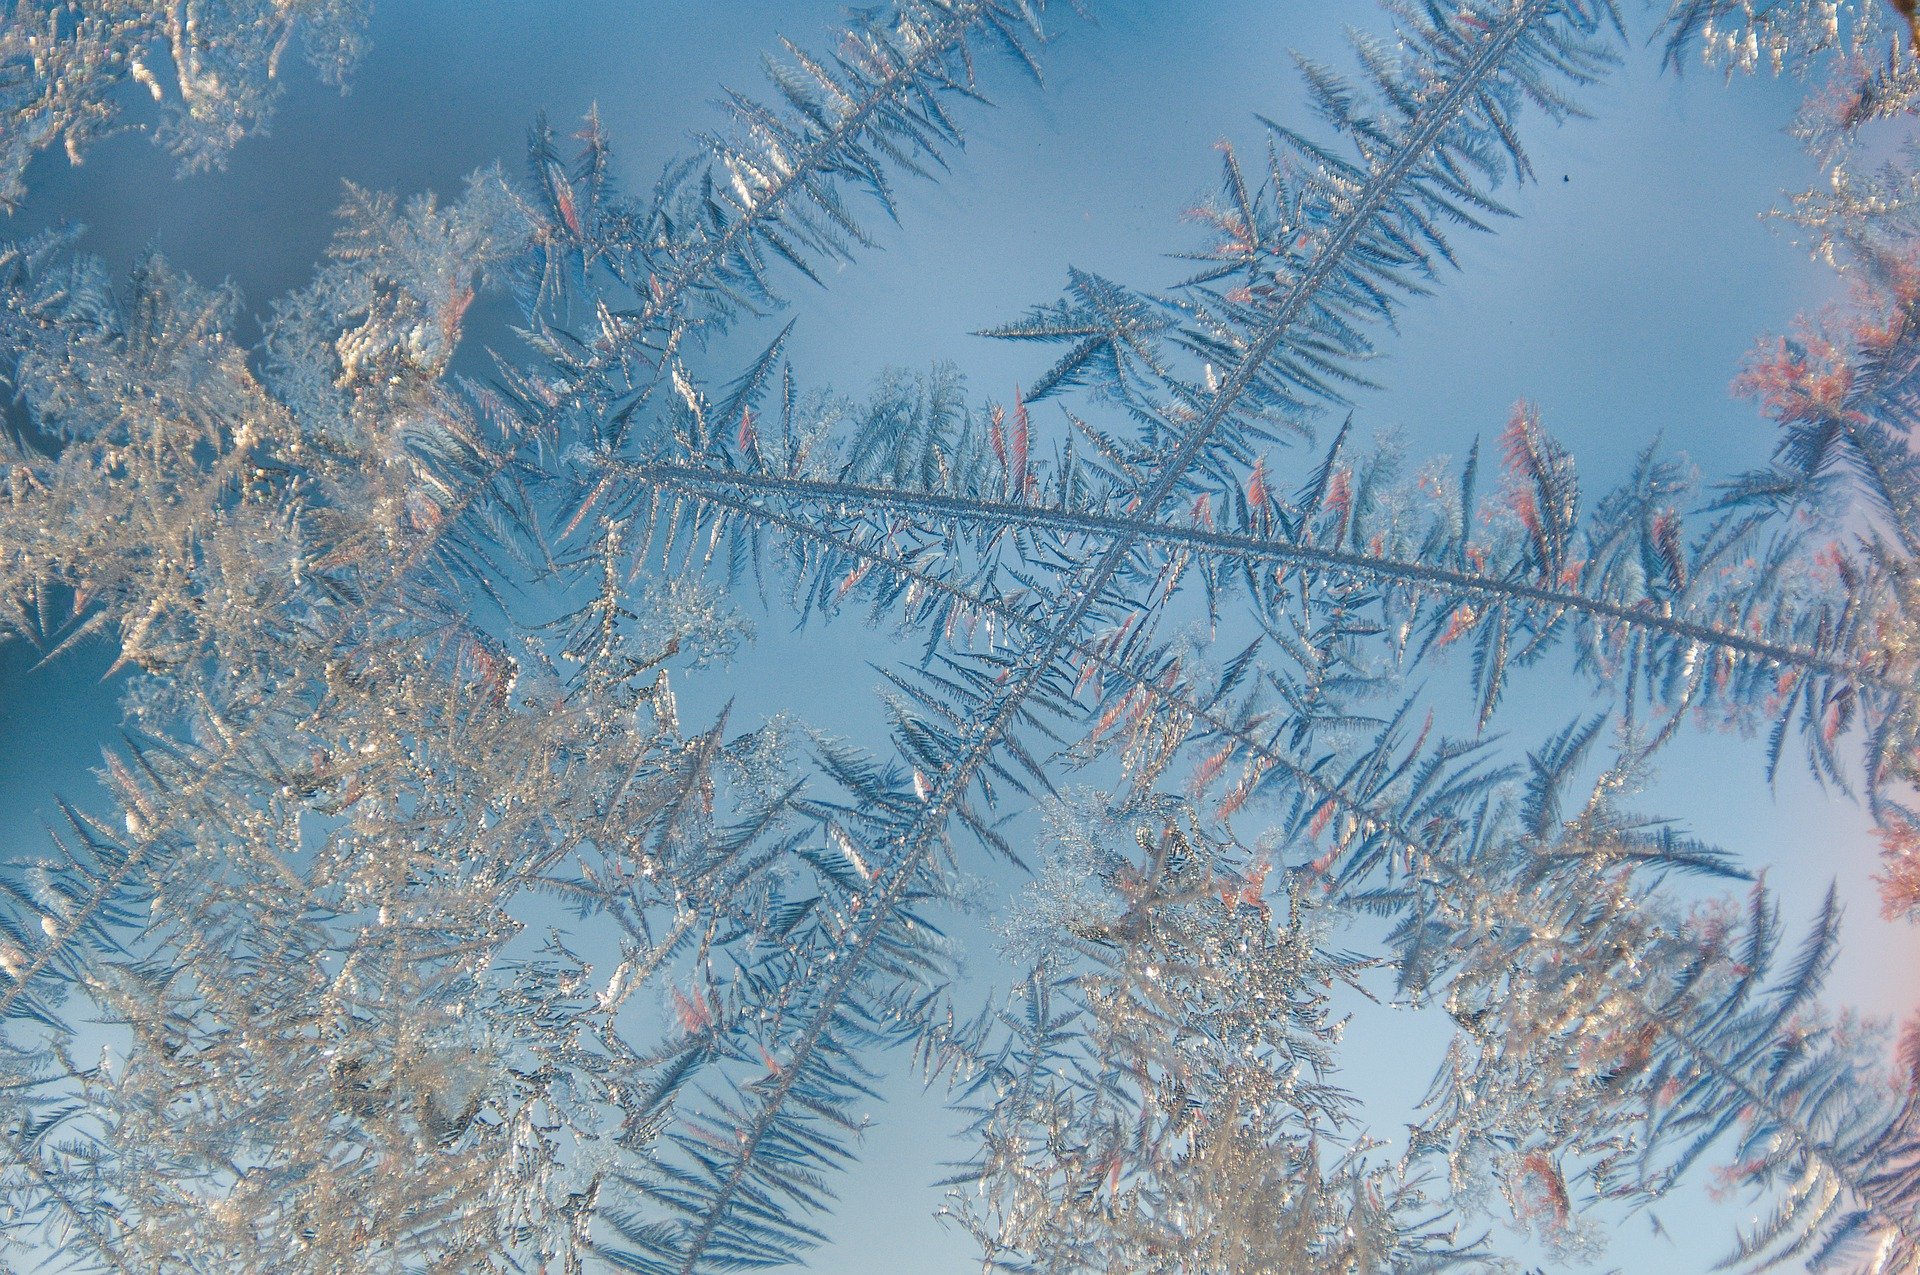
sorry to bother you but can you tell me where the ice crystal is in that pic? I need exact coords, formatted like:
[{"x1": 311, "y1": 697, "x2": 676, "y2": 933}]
[
  {"x1": 2, "y1": 1, "x2": 1919, "y2": 1271},
  {"x1": 0, "y1": 0, "x2": 370, "y2": 209}
]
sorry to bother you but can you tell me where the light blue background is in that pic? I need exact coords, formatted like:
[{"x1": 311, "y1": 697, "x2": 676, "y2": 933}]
[{"x1": 3, "y1": 3, "x2": 1915, "y2": 1270}]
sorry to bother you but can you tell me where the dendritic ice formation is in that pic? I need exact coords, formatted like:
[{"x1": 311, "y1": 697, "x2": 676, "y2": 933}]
[
  {"x1": 1, "y1": 1, "x2": 1919, "y2": 1272},
  {"x1": 0, "y1": 0, "x2": 369, "y2": 211}
]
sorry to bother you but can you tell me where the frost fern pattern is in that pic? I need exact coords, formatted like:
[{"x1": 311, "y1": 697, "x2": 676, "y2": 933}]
[{"x1": 1, "y1": 1, "x2": 1919, "y2": 1272}]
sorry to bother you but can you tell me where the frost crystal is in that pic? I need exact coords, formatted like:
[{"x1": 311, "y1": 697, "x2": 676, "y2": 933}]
[{"x1": 3, "y1": 1, "x2": 1920, "y2": 1272}]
